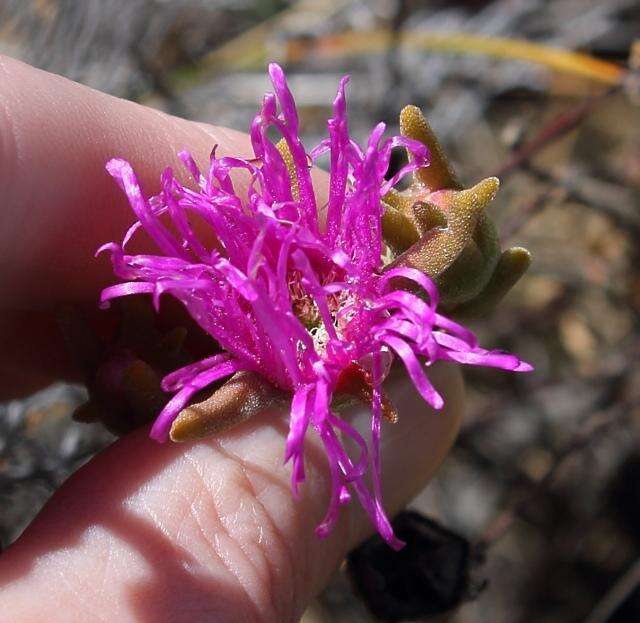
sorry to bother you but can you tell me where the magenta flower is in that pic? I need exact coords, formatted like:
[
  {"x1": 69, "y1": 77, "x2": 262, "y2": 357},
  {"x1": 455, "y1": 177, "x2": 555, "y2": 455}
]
[{"x1": 99, "y1": 63, "x2": 531, "y2": 549}]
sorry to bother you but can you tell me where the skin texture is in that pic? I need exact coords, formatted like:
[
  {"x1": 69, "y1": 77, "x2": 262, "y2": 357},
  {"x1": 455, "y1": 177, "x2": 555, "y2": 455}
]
[{"x1": 0, "y1": 55, "x2": 464, "y2": 622}]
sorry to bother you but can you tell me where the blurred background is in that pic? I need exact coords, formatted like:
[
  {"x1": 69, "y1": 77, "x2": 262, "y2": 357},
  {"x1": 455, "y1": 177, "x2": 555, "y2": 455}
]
[{"x1": 0, "y1": 1, "x2": 639, "y2": 621}]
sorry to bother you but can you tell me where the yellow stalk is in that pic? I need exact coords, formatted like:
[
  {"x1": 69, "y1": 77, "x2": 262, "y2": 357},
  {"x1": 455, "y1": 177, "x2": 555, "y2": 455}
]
[{"x1": 202, "y1": 29, "x2": 623, "y2": 86}]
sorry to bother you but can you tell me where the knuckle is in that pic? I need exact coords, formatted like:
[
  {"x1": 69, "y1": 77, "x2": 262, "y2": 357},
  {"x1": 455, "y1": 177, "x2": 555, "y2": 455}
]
[
  {"x1": 219, "y1": 456, "x2": 303, "y2": 622},
  {"x1": 182, "y1": 446, "x2": 305, "y2": 623}
]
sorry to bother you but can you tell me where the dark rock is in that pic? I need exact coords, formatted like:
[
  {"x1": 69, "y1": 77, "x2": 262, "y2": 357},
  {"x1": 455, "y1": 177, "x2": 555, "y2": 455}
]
[
  {"x1": 347, "y1": 511, "x2": 474, "y2": 622},
  {"x1": 610, "y1": 451, "x2": 640, "y2": 544}
]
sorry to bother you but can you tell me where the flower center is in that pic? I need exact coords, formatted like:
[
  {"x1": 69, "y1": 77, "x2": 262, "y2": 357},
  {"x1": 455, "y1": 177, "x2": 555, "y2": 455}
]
[{"x1": 287, "y1": 268, "x2": 356, "y2": 356}]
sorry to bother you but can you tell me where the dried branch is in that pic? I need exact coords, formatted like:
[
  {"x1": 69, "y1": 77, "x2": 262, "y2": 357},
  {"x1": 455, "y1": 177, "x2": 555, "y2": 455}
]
[{"x1": 493, "y1": 85, "x2": 621, "y2": 180}]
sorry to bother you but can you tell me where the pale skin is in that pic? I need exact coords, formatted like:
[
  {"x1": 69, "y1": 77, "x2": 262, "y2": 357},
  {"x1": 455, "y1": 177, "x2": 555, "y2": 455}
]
[{"x1": 0, "y1": 56, "x2": 463, "y2": 623}]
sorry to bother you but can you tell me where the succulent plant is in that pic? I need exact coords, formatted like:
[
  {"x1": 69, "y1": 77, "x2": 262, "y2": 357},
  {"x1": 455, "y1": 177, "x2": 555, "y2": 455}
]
[{"x1": 79, "y1": 65, "x2": 531, "y2": 546}]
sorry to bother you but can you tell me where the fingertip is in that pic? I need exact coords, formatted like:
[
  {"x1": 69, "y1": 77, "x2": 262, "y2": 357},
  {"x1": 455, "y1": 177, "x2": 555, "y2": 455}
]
[{"x1": 0, "y1": 57, "x2": 252, "y2": 310}]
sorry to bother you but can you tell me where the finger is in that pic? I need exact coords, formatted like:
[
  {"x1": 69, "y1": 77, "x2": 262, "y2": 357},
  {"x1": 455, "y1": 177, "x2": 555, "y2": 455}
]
[
  {"x1": 0, "y1": 55, "x2": 249, "y2": 397},
  {"x1": 0, "y1": 54, "x2": 251, "y2": 310},
  {"x1": 0, "y1": 362, "x2": 463, "y2": 623}
]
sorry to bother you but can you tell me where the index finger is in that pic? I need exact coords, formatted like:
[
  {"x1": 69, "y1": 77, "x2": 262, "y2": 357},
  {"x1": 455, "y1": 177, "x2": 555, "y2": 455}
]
[
  {"x1": 0, "y1": 56, "x2": 255, "y2": 397},
  {"x1": 0, "y1": 55, "x2": 251, "y2": 310}
]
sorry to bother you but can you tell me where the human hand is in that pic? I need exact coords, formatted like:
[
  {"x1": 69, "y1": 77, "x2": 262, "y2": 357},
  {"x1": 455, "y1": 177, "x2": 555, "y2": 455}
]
[{"x1": 0, "y1": 56, "x2": 463, "y2": 622}]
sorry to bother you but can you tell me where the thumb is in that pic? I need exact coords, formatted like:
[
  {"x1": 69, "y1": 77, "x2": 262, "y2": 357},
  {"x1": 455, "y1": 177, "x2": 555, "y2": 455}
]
[{"x1": 0, "y1": 362, "x2": 462, "y2": 623}]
